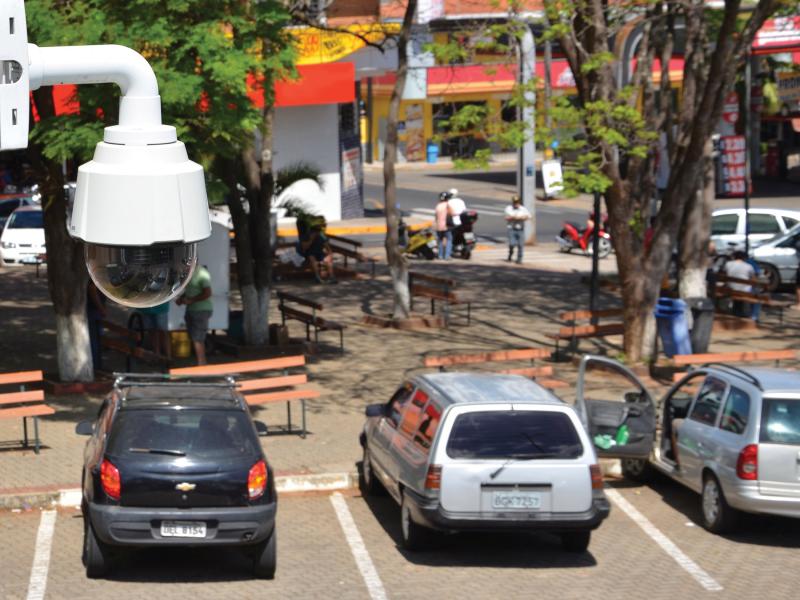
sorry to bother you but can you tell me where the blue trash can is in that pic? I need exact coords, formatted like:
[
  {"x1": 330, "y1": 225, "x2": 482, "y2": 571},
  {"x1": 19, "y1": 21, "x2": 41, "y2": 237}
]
[
  {"x1": 426, "y1": 141, "x2": 439, "y2": 164},
  {"x1": 654, "y1": 297, "x2": 692, "y2": 357}
]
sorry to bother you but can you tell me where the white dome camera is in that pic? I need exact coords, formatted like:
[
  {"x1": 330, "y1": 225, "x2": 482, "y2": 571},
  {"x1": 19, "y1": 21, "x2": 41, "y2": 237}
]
[{"x1": 0, "y1": 1, "x2": 210, "y2": 307}]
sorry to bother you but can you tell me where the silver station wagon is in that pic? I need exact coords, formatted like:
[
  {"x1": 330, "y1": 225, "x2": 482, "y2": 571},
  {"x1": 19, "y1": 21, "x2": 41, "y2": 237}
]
[
  {"x1": 611, "y1": 362, "x2": 800, "y2": 533},
  {"x1": 359, "y1": 373, "x2": 610, "y2": 553}
]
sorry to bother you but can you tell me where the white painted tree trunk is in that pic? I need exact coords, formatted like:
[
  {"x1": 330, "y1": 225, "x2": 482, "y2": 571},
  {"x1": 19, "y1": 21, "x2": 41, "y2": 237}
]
[
  {"x1": 56, "y1": 313, "x2": 93, "y2": 382},
  {"x1": 390, "y1": 264, "x2": 410, "y2": 319},
  {"x1": 241, "y1": 283, "x2": 270, "y2": 346},
  {"x1": 679, "y1": 267, "x2": 707, "y2": 300},
  {"x1": 640, "y1": 312, "x2": 658, "y2": 363}
]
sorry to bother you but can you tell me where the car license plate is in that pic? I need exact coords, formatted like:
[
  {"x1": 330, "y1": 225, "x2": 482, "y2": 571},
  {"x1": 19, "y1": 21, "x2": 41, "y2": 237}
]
[
  {"x1": 160, "y1": 521, "x2": 206, "y2": 538},
  {"x1": 492, "y1": 491, "x2": 541, "y2": 510},
  {"x1": 464, "y1": 232, "x2": 475, "y2": 241}
]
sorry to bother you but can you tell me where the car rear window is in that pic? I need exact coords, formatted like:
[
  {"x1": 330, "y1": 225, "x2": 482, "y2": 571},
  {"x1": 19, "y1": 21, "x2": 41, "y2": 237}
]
[
  {"x1": 7, "y1": 211, "x2": 42, "y2": 229},
  {"x1": 760, "y1": 399, "x2": 800, "y2": 445},
  {"x1": 446, "y1": 411, "x2": 583, "y2": 460},
  {"x1": 107, "y1": 409, "x2": 259, "y2": 459}
]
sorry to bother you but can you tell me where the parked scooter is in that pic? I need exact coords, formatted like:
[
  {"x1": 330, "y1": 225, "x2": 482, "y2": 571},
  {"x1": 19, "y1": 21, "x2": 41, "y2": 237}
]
[
  {"x1": 451, "y1": 210, "x2": 478, "y2": 259},
  {"x1": 399, "y1": 217, "x2": 437, "y2": 260},
  {"x1": 556, "y1": 213, "x2": 612, "y2": 258}
]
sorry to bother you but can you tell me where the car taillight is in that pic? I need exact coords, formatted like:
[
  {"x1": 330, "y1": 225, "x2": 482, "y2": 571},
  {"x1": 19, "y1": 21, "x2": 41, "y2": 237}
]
[
  {"x1": 425, "y1": 465, "x2": 442, "y2": 490},
  {"x1": 248, "y1": 460, "x2": 268, "y2": 500},
  {"x1": 100, "y1": 459, "x2": 121, "y2": 501},
  {"x1": 590, "y1": 464, "x2": 604, "y2": 490},
  {"x1": 736, "y1": 444, "x2": 758, "y2": 480}
]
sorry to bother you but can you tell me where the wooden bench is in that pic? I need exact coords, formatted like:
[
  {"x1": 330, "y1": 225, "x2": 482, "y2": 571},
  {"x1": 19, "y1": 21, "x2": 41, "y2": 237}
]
[
  {"x1": 99, "y1": 318, "x2": 170, "y2": 371},
  {"x1": 171, "y1": 356, "x2": 320, "y2": 438},
  {"x1": 714, "y1": 274, "x2": 793, "y2": 323},
  {"x1": 409, "y1": 272, "x2": 471, "y2": 326},
  {"x1": 545, "y1": 308, "x2": 625, "y2": 354},
  {"x1": 423, "y1": 348, "x2": 568, "y2": 390},
  {"x1": 277, "y1": 291, "x2": 345, "y2": 352},
  {"x1": 669, "y1": 349, "x2": 797, "y2": 381},
  {"x1": 327, "y1": 234, "x2": 378, "y2": 279},
  {"x1": 0, "y1": 370, "x2": 52, "y2": 453}
]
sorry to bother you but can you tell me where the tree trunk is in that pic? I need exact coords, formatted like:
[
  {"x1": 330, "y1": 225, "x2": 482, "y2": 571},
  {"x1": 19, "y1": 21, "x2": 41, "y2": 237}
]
[
  {"x1": 678, "y1": 139, "x2": 715, "y2": 299},
  {"x1": 30, "y1": 89, "x2": 93, "y2": 382},
  {"x1": 382, "y1": 0, "x2": 416, "y2": 320}
]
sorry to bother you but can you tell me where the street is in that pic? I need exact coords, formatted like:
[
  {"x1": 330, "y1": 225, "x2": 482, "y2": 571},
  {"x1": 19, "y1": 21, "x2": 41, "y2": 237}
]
[{"x1": 3, "y1": 472, "x2": 800, "y2": 600}]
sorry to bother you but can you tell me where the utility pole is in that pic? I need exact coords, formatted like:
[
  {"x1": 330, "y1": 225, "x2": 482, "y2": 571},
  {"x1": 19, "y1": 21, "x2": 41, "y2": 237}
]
[{"x1": 518, "y1": 24, "x2": 536, "y2": 244}]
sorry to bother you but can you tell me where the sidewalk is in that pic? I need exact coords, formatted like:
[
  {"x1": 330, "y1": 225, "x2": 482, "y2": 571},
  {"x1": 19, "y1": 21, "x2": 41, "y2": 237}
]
[{"x1": 2, "y1": 241, "x2": 799, "y2": 509}]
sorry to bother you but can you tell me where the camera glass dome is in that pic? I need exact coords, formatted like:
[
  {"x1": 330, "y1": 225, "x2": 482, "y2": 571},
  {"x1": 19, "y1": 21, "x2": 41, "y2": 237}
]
[{"x1": 86, "y1": 242, "x2": 197, "y2": 308}]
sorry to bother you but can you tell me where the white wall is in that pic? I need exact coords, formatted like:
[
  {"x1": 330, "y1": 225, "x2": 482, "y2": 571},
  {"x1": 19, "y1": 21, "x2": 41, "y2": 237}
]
[{"x1": 274, "y1": 104, "x2": 342, "y2": 222}]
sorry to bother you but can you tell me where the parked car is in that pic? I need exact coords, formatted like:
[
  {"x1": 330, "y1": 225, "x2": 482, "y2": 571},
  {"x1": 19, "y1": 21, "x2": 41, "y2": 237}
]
[
  {"x1": 751, "y1": 223, "x2": 800, "y2": 291},
  {"x1": 359, "y1": 373, "x2": 611, "y2": 553},
  {"x1": 0, "y1": 205, "x2": 45, "y2": 266},
  {"x1": 711, "y1": 208, "x2": 800, "y2": 254},
  {"x1": 75, "y1": 375, "x2": 277, "y2": 579},
  {"x1": 0, "y1": 194, "x2": 38, "y2": 230},
  {"x1": 614, "y1": 362, "x2": 800, "y2": 533}
]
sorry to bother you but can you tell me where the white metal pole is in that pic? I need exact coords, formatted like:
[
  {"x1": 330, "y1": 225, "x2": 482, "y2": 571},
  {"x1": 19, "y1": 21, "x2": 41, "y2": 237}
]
[{"x1": 518, "y1": 25, "x2": 536, "y2": 243}]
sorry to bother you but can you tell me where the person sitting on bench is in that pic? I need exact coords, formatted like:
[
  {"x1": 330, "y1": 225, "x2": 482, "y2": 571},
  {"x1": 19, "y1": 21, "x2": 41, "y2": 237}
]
[
  {"x1": 723, "y1": 251, "x2": 759, "y2": 320},
  {"x1": 297, "y1": 223, "x2": 336, "y2": 284}
]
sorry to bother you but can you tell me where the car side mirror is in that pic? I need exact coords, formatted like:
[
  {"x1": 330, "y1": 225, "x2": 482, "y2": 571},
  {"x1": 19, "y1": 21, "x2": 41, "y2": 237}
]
[
  {"x1": 75, "y1": 420, "x2": 94, "y2": 436},
  {"x1": 254, "y1": 420, "x2": 268, "y2": 437},
  {"x1": 365, "y1": 404, "x2": 386, "y2": 418}
]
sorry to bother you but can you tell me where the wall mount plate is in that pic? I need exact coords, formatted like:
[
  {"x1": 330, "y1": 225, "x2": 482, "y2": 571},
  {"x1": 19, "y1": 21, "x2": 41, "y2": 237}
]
[{"x1": 0, "y1": 0, "x2": 30, "y2": 151}]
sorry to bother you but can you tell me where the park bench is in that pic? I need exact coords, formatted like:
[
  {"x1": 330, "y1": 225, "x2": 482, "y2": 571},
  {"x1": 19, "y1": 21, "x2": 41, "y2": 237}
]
[
  {"x1": 171, "y1": 356, "x2": 319, "y2": 438},
  {"x1": 409, "y1": 271, "x2": 471, "y2": 326},
  {"x1": 545, "y1": 308, "x2": 625, "y2": 354},
  {"x1": 423, "y1": 348, "x2": 568, "y2": 390},
  {"x1": 713, "y1": 274, "x2": 793, "y2": 323},
  {"x1": 326, "y1": 234, "x2": 378, "y2": 279},
  {"x1": 669, "y1": 349, "x2": 797, "y2": 382},
  {"x1": 98, "y1": 318, "x2": 171, "y2": 371},
  {"x1": 0, "y1": 370, "x2": 52, "y2": 453},
  {"x1": 276, "y1": 291, "x2": 345, "y2": 352}
]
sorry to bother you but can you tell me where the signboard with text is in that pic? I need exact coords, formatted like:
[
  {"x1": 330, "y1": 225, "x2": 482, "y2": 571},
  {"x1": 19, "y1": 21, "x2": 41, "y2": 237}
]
[{"x1": 720, "y1": 136, "x2": 747, "y2": 197}]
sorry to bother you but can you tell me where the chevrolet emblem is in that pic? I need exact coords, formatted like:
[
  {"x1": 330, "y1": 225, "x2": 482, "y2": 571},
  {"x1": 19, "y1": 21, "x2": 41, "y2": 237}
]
[{"x1": 175, "y1": 482, "x2": 196, "y2": 492}]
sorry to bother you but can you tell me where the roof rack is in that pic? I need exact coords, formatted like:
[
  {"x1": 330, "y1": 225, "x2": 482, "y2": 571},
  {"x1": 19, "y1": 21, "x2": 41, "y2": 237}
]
[
  {"x1": 112, "y1": 372, "x2": 236, "y2": 389},
  {"x1": 700, "y1": 363, "x2": 763, "y2": 390}
]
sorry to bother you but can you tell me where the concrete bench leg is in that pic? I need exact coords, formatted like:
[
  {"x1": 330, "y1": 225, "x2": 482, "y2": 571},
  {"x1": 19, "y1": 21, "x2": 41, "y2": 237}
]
[{"x1": 301, "y1": 399, "x2": 307, "y2": 439}]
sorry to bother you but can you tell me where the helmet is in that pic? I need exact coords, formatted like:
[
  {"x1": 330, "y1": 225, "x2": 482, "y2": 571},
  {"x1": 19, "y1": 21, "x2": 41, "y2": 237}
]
[
  {"x1": 448, "y1": 188, "x2": 459, "y2": 198},
  {"x1": 439, "y1": 191, "x2": 450, "y2": 201}
]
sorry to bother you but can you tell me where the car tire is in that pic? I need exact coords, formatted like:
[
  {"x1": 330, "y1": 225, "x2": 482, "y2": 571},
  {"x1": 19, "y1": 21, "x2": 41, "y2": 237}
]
[
  {"x1": 701, "y1": 474, "x2": 738, "y2": 534},
  {"x1": 621, "y1": 458, "x2": 651, "y2": 483},
  {"x1": 83, "y1": 519, "x2": 109, "y2": 579},
  {"x1": 360, "y1": 446, "x2": 384, "y2": 497},
  {"x1": 400, "y1": 491, "x2": 431, "y2": 551},
  {"x1": 758, "y1": 263, "x2": 781, "y2": 293},
  {"x1": 253, "y1": 530, "x2": 277, "y2": 579},
  {"x1": 561, "y1": 530, "x2": 591, "y2": 553}
]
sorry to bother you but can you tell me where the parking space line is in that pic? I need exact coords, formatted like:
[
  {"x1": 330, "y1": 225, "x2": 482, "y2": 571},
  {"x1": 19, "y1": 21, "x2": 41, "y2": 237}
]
[
  {"x1": 606, "y1": 489, "x2": 723, "y2": 592},
  {"x1": 330, "y1": 493, "x2": 388, "y2": 600},
  {"x1": 26, "y1": 510, "x2": 56, "y2": 600}
]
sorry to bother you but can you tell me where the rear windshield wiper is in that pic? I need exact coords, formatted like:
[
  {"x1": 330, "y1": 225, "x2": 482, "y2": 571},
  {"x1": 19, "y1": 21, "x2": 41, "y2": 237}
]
[{"x1": 128, "y1": 447, "x2": 186, "y2": 456}]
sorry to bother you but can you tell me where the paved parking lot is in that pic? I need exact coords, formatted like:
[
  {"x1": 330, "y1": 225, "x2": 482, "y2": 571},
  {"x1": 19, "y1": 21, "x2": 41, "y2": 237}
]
[{"x1": 2, "y1": 473, "x2": 799, "y2": 600}]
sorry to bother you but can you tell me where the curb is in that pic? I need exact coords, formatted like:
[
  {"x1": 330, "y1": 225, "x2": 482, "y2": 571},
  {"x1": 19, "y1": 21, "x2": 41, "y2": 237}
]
[
  {"x1": 277, "y1": 221, "x2": 432, "y2": 237},
  {"x1": 0, "y1": 472, "x2": 360, "y2": 511}
]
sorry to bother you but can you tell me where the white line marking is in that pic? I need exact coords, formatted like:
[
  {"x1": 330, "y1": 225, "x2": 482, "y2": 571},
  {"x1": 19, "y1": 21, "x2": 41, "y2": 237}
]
[
  {"x1": 606, "y1": 489, "x2": 723, "y2": 592},
  {"x1": 26, "y1": 510, "x2": 57, "y2": 600},
  {"x1": 330, "y1": 492, "x2": 388, "y2": 600}
]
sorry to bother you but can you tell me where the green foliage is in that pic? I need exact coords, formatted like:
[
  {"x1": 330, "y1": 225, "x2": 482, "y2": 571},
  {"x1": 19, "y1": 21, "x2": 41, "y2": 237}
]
[
  {"x1": 26, "y1": 0, "x2": 295, "y2": 168},
  {"x1": 275, "y1": 162, "x2": 324, "y2": 197}
]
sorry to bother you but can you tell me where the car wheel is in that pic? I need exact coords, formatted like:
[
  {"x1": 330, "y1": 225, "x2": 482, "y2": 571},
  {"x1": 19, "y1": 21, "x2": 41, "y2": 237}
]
[
  {"x1": 561, "y1": 530, "x2": 591, "y2": 553},
  {"x1": 701, "y1": 474, "x2": 738, "y2": 534},
  {"x1": 621, "y1": 458, "x2": 651, "y2": 483},
  {"x1": 253, "y1": 530, "x2": 277, "y2": 579},
  {"x1": 400, "y1": 491, "x2": 430, "y2": 551},
  {"x1": 83, "y1": 519, "x2": 109, "y2": 579},
  {"x1": 360, "y1": 446, "x2": 384, "y2": 496},
  {"x1": 758, "y1": 263, "x2": 781, "y2": 293}
]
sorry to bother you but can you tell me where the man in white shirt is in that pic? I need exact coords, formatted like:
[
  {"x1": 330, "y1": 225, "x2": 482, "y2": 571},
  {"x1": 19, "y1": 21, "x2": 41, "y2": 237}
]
[
  {"x1": 504, "y1": 195, "x2": 530, "y2": 263},
  {"x1": 446, "y1": 188, "x2": 466, "y2": 228},
  {"x1": 723, "y1": 251, "x2": 756, "y2": 318}
]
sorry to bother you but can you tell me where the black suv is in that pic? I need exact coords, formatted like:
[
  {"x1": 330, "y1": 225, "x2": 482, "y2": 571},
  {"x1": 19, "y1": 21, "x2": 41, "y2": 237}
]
[{"x1": 76, "y1": 375, "x2": 277, "y2": 579}]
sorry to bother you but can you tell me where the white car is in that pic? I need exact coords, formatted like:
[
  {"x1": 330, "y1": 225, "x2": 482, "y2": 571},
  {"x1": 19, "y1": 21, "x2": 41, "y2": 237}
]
[
  {"x1": 0, "y1": 205, "x2": 45, "y2": 266},
  {"x1": 711, "y1": 208, "x2": 800, "y2": 253}
]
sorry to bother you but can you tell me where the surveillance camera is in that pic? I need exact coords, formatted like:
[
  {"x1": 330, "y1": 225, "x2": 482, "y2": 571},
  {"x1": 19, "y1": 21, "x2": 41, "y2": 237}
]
[{"x1": 86, "y1": 242, "x2": 197, "y2": 308}]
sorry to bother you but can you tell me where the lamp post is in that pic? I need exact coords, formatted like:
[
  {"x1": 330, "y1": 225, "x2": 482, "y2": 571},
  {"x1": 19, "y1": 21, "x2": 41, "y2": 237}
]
[{"x1": 517, "y1": 24, "x2": 536, "y2": 244}]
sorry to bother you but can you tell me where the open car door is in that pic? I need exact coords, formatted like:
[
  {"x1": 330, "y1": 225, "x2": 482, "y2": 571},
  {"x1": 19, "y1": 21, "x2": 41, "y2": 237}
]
[{"x1": 574, "y1": 355, "x2": 656, "y2": 459}]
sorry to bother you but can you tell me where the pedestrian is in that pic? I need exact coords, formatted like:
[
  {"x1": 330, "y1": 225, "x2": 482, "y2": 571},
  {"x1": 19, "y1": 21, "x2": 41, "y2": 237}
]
[
  {"x1": 504, "y1": 194, "x2": 530, "y2": 263},
  {"x1": 435, "y1": 191, "x2": 452, "y2": 260},
  {"x1": 86, "y1": 277, "x2": 107, "y2": 371},
  {"x1": 296, "y1": 222, "x2": 336, "y2": 284},
  {"x1": 138, "y1": 301, "x2": 171, "y2": 360},
  {"x1": 723, "y1": 251, "x2": 757, "y2": 318},
  {"x1": 176, "y1": 264, "x2": 213, "y2": 365}
]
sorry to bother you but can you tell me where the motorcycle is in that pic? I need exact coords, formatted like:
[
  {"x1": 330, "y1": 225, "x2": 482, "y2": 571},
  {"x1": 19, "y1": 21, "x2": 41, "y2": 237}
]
[
  {"x1": 399, "y1": 218, "x2": 437, "y2": 260},
  {"x1": 556, "y1": 215, "x2": 612, "y2": 258},
  {"x1": 451, "y1": 210, "x2": 478, "y2": 259}
]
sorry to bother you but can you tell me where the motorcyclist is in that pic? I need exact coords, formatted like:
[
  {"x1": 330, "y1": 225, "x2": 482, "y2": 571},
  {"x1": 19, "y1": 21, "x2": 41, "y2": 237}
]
[{"x1": 446, "y1": 188, "x2": 467, "y2": 228}]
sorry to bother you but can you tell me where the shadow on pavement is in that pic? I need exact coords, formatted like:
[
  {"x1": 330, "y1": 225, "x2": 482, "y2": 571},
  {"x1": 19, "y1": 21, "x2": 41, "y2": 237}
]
[
  {"x1": 608, "y1": 471, "x2": 800, "y2": 549},
  {"x1": 359, "y1": 476, "x2": 598, "y2": 569}
]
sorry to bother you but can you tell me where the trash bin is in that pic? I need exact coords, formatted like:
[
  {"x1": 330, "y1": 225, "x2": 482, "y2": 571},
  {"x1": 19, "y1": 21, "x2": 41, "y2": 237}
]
[
  {"x1": 686, "y1": 296, "x2": 714, "y2": 354},
  {"x1": 654, "y1": 297, "x2": 692, "y2": 357},
  {"x1": 426, "y1": 141, "x2": 439, "y2": 164}
]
